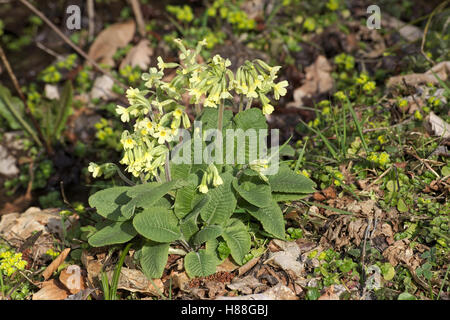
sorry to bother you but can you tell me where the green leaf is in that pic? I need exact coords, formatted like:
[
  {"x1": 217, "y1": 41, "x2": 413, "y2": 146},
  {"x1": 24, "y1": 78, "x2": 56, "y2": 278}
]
[
  {"x1": 126, "y1": 182, "x2": 160, "y2": 197},
  {"x1": 441, "y1": 165, "x2": 450, "y2": 177},
  {"x1": 268, "y1": 165, "x2": 316, "y2": 193},
  {"x1": 279, "y1": 144, "x2": 296, "y2": 157},
  {"x1": 153, "y1": 196, "x2": 173, "y2": 209},
  {"x1": 381, "y1": 263, "x2": 395, "y2": 281},
  {"x1": 232, "y1": 176, "x2": 272, "y2": 207},
  {"x1": 271, "y1": 193, "x2": 309, "y2": 202},
  {"x1": 180, "y1": 218, "x2": 199, "y2": 242},
  {"x1": 398, "y1": 292, "x2": 416, "y2": 300},
  {"x1": 123, "y1": 180, "x2": 179, "y2": 215},
  {"x1": 244, "y1": 201, "x2": 286, "y2": 240},
  {"x1": 140, "y1": 242, "x2": 170, "y2": 279},
  {"x1": 192, "y1": 225, "x2": 223, "y2": 246},
  {"x1": 200, "y1": 173, "x2": 237, "y2": 225},
  {"x1": 230, "y1": 108, "x2": 268, "y2": 164},
  {"x1": 221, "y1": 219, "x2": 251, "y2": 265},
  {"x1": 180, "y1": 194, "x2": 211, "y2": 241},
  {"x1": 184, "y1": 250, "x2": 217, "y2": 278},
  {"x1": 88, "y1": 220, "x2": 137, "y2": 247},
  {"x1": 233, "y1": 108, "x2": 267, "y2": 131},
  {"x1": 200, "y1": 107, "x2": 233, "y2": 131},
  {"x1": 170, "y1": 163, "x2": 192, "y2": 180},
  {"x1": 0, "y1": 85, "x2": 25, "y2": 130},
  {"x1": 205, "y1": 239, "x2": 222, "y2": 265},
  {"x1": 174, "y1": 174, "x2": 200, "y2": 219},
  {"x1": 88, "y1": 187, "x2": 132, "y2": 221},
  {"x1": 397, "y1": 198, "x2": 408, "y2": 213},
  {"x1": 306, "y1": 287, "x2": 320, "y2": 300},
  {"x1": 0, "y1": 85, "x2": 41, "y2": 146},
  {"x1": 133, "y1": 207, "x2": 181, "y2": 242}
]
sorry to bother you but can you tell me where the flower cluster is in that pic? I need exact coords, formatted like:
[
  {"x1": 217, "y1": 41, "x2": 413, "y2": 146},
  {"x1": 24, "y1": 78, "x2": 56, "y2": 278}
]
[
  {"x1": 398, "y1": 98, "x2": 408, "y2": 110},
  {"x1": 427, "y1": 96, "x2": 441, "y2": 108},
  {"x1": 356, "y1": 73, "x2": 376, "y2": 94},
  {"x1": 334, "y1": 90, "x2": 347, "y2": 101},
  {"x1": 95, "y1": 118, "x2": 121, "y2": 151},
  {"x1": 0, "y1": 250, "x2": 27, "y2": 277},
  {"x1": 326, "y1": 0, "x2": 340, "y2": 11},
  {"x1": 166, "y1": 5, "x2": 194, "y2": 23},
  {"x1": 89, "y1": 39, "x2": 287, "y2": 182},
  {"x1": 303, "y1": 17, "x2": 316, "y2": 32},
  {"x1": 40, "y1": 54, "x2": 77, "y2": 83},
  {"x1": 368, "y1": 151, "x2": 390, "y2": 167},
  {"x1": 207, "y1": 0, "x2": 256, "y2": 30},
  {"x1": 334, "y1": 53, "x2": 355, "y2": 71},
  {"x1": 414, "y1": 110, "x2": 423, "y2": 121},
  {"x1": 45, "y1": 248, "x2": 60, "y2": 259},
  {"x1": 377, "y1": 135, "x2": 388, "y2": 145},
  {"x1": 198, "y1": 164, "x2": 223, "y2": 193}
]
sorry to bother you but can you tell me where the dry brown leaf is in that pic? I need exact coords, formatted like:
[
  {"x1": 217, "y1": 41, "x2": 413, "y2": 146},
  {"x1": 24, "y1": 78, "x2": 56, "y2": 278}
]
[
  {"x1": 0, "y1": 195, "x2": 32, "y2": 216},
  {"x1": 387, "y1": 61, "x2": 450, "y2": 88},
  {"x1": 171, "y1": 271, "x2": 190, "y2": 292},
  {"x1": 90, "y1": 75, "x2": 115, "y2": 100},
  {"x1": 119, "y1": 39, "x2": 153, "y2": 70},
  {"x1": 216, "y1": 257, "x2": 239, "y2": 273},
  {"x1": 88, "y1": 20, "x2": 136, "y2": 66},
  {"x1": 59, "y1": 265, "x2": 87, "y2": 294},
  {"x1": 107, "y1": 267, "x2": 164, "y2": 296},
  {"x1": 65, "y1": 288, "x2": 97, "y2": 300},
  {"x1": 42, "y1": 248, "x2": 71, "y2": 280},
  {"x1": 0, "y1": 207, "x2": 69, "y2": 239},
  {"x1": 204, "y1": 281, "x2": 227, "y2": 299},
  {"x1": 44, "y1": 84, "x2": 60, "y2": 100},
  {"x1": 240, "y1": 0, "x2": 265, "y2": 20},
  {"x1": 322, "y1": 186, "x2": 336, "y2": 199},
  {"x1": 0, "y1": 146, "x2": 19, "y2": 178},
  {"x1": 383, "y1": 239, "x2": 422, "y2": 270},
  {"x1": 32, "y1": 280, "x2": 70, "y2": 300},
  {"x1": 427, "y1": 112, "x2": 450, "y2": 139},
  {"x1": 227, "y1": 275, "x2": 261, "y2": 295},
  {"x1": 360, "y1": 199, "x2": 377, "y2": 216},
  {"x1": 264, "y1": 240, "x2": 305, "y2": 276},
  {"x1": 81, "y1": 250, "x2": 103, "y2": 285},
  {"x1": 383, "y1": 14, "x2": 423, "y2": 42},
  {"x1": 288, "y1": 55, "x2": 333, "y2": 107},
  {"x1": 347, "y1": 218, "x2": 366, "y2": 246},
  {"x1": 313, "y1": 192, "x2": 326, "y2": 201},
  {"x1": 318, "y1": 285, "x2": 341, "y2": 300}
]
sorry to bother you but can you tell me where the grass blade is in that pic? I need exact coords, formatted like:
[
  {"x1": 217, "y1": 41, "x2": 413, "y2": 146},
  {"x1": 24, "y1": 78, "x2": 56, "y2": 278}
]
[
  {"x1": 0, "y1": 86, "x2": 42, "y2": 147},
  {"x1": 346, "y1": 99, "x2": 369, "y2": 153},
  {"x1": 54, "y1": 80, "x2": 73, "y2": 138}
]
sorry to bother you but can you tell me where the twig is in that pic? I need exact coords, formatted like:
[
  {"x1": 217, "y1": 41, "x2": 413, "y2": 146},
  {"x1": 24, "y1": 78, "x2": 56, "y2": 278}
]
[
  {"x1": 407, "y1": 148, "x2": 440, "y2": 179},
  {"x1": 129, "y1": 0, "x2": 146, "y2": 37},
  {"x1": 87, "y1": 0, "x2": 95, "y2": 42},
  {"x1": 60, "y1": 181, "x2": 73, "y2": 209},
  {"x1": 35, "y1": 42, "x2": 64, "y2": 60},
  {"x1": 361, "y1": 217, "x2": 373, "y2": 272},
  {"x1": 18, "y1": 0, "x2": 127, "y2": 90},
  {"x1": 0, "y1": 44, "x2": 53, "y2": 155},
  {"x1": 25, "y1": 159, "x2": 34, "y2": 200},
  {"x1": 368, "y1": 166, "x2": 392, "y2": 188}
]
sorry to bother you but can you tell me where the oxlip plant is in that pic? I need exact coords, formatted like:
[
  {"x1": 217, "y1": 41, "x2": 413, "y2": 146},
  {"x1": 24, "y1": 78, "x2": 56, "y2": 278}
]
[{"x1": 87, "y1": 39, "x2": 316, "y2": 279}]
